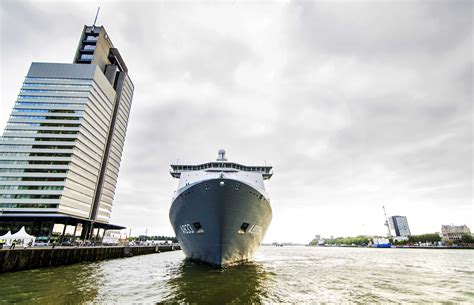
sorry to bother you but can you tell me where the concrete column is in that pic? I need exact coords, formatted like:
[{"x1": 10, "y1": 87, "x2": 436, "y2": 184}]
[
  {"x1": 80, "y1": 223, "x2": 88, "y2": 240},
  {"x1": 87, "y1": 222, "x2": 94, "y2": 241},
  {"x1": 60, "y1": 222, "x2": 67, "y2": 244},
  {"x1": 72, "y1": 224, "x2": 78, "y2": 242},
  {"x1": 47, "y1": 222, "x2": 54, "y2": 243}
]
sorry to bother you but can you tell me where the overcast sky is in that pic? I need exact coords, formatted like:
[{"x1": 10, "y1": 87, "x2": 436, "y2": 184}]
[{"x1": 0, "y1": 0, "x2": 472, "y2": 243}]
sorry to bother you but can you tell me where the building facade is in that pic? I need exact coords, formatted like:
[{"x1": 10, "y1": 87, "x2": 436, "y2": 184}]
[
  {"x1": 389, "y1": 215, "x2": 411, "y2": 237},
  {"x1": 0, "y1": 25, "x2": 133, "y2": 240},
  {"x1": 441, "y1": 225, "x2": 471, "y2": 241}
]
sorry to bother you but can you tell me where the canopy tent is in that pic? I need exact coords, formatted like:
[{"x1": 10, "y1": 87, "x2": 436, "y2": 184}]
[
  {"x1": 0, "y1": 230, "x2": 13, "y2": 246},
  {"x1": 10, "y1": 226, "x2": 36, "y2": 246}
]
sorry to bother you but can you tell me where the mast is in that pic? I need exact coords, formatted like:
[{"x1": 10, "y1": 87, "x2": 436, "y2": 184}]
[{"x1": 217, "y1": 149, "x2": 226, "y2": 177}]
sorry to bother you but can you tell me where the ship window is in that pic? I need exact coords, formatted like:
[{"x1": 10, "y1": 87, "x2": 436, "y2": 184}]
[
  {"x1": 238, "y1": 222, "x2": 249, "y2": 234},
  {"x1": 193, "y1": 222, "x2": 204, "y2": 233},
  {"x1": 234, "y1": 183, "x2": 241, "y2": 191},
  {"x1": 204, "y1": 183, "x2": 210, "y2": 190}
]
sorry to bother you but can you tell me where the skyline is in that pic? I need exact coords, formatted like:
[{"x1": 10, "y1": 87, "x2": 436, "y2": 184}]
[{"x1": 0, "y1": 1, "x2": 472, "y2": 243}]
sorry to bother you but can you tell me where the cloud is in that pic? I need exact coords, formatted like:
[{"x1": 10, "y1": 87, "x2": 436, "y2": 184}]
[{"x1": 0, "y1": 0, "x2": 472, "y2": 243}]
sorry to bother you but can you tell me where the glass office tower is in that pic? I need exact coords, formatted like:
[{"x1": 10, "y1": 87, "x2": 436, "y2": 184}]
[
  {"x1": 389, "y1": 215, "x2": 411, "y2": 237},
  {"x1": 0, "y1": 25, "x2": 134, "y2": 240}
]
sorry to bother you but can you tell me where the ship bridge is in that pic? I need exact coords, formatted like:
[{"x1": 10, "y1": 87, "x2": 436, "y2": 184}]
[{"x1": 170, "y1": 149, "x2": 273, "y2": 180}]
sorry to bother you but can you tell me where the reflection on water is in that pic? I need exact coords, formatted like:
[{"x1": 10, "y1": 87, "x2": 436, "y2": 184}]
[
  {"x1": 164, "y1": 260, "x2": 274, "y2": 304},
  {"x1": 0, "y1": 262, "x2": 101, "y2": 304},
  {"x1": 0, "y1": 247, "x2": 473, "y2": 303}
]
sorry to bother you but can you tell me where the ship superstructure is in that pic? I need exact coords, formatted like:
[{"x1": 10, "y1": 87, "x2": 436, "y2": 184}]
[{"x1": 169, "y1": 149, "x2": 273, "y2": 267}]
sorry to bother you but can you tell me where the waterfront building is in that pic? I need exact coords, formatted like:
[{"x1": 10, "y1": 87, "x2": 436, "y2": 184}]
[
  {"x1": 0, "y1": 24, "x2": 134, "y2": 241},
  {"x1": 389, "y1": 215, "x2": 411, "y2": 237},
  {"x1": 441, "y1": 225, "x2": 471, "y2": 241},
  {"x1": 392, "y1": 236, "x2": 409, "y2": 242},
  {"x1": 102, "y1": 230, "x2": 123, "y2": 245}
]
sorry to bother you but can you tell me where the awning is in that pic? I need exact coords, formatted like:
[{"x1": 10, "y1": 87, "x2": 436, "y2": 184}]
[{"x1": 0, "y1": 213, "x2": 126, "y2": 230}]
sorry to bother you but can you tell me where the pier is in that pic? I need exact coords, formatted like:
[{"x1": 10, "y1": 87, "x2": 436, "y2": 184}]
[{"x1": 0, "y1": 245, "x2": 180, "y2": 273}]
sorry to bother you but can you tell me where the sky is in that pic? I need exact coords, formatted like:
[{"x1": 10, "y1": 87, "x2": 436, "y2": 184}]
[{"x1": 0, "y1": 0, "x2": 472, "y2": 244}]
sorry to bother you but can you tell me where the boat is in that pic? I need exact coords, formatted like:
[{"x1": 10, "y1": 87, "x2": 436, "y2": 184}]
[
  {"x1": 371, "y1": 237, "x2": 392, "y2": 248},
  {"x1": 169, "y1": 149, "x2": 273, "y2": 267}
]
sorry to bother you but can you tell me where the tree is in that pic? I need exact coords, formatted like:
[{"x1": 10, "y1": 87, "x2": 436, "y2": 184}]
[
  {"x1": 408, "y1": 233, "x2": 441, "y2": 244},
  {"x1": 460, "y1": 234, "x2": 473, "y2": 244},
  {"x1": 318, "y1": 236, "x2": 369, "y2": 246}
]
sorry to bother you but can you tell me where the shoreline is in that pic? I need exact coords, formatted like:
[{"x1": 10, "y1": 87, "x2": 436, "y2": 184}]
[
  {"x1": 262, "y1": 244, "x2": 474, "y2": 249},
  {"x1": 0, "y1": 245, "x2": 181, "y2": 274}
]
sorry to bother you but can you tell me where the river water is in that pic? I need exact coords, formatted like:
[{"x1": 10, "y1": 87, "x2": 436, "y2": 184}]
[{"x1": 0, "y1": 246, "x2": 472, "y2": 303}]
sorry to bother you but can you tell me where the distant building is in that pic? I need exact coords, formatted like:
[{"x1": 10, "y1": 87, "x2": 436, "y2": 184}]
[
  {"x1": 441, "y1": 225, "x2": 471, "y2": 241},
  {"x1": 392, "y1": 236, "x2": 409, "y2": 242},
  {"x1": 389, "y1": 216, "x2": 411, "y2": 237}
]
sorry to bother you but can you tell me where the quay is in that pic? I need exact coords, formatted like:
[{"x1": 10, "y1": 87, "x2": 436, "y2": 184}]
[{"x1": 0, "y1": 245, "x2": 180, "y2": 273}]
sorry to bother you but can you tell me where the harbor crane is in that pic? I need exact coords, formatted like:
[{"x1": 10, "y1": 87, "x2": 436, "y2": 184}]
[{"x1": 383, "y1": 205, "x2": 392, "y2": 238}]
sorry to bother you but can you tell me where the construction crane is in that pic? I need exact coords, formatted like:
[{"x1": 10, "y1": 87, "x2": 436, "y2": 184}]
[{"x1": 383, "y1": 205, "x2": 392, "y2": 238}]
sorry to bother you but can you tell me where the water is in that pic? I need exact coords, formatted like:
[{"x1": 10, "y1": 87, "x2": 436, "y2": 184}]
[{"x1": 0, "y1": 246, "x2": 473, "y2": 303}]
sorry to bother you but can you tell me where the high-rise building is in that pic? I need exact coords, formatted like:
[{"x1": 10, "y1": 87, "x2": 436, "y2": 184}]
[
  {"x1": 0, "y1": 24, "x2": 134, "y2": 240},
  {"x1": 389, "y1": 215, "x2": 411, "y2": 237}
]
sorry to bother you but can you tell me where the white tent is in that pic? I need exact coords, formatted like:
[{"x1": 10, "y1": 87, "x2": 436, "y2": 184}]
[
  {"x1": 0, "y1": 231, "x2": 14, "y2": 246},
  {"x1": 11, "y1": 226, "x2": 36, "y2": 246}
]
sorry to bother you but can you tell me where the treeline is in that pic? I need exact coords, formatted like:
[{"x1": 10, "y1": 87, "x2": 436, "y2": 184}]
[
  {"x1": 459, "y1": 234, "x2": 474, "y2": 243},
  {"x1": 310, "y1": 233, "x2": 474, "y2": 246},
  {"x1": 394, "y1": 233, "x2": 473, "y2": 245},
  {"x1": 392, "y1": 233, "x2": 441, "y2": 245},
  {"x1": 310, "y1": 236, "x2": 370, "y2": 246}
]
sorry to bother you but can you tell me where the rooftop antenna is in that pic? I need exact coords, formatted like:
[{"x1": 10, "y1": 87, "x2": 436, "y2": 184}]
[
  {"x1": 383, "y1": 205, "x2": 392, "y2": 238},
  {"x1": 92, "y1": 7, "x2": 100, "y2": 29}
]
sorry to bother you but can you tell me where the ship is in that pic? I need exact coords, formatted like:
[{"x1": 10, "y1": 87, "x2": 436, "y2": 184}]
[
  {"x1": 371, "y1": 237, "x2": 392, "y2": 248},
  {"x1": 169, "y1": 149, "x2": 273, "y2": 267}
]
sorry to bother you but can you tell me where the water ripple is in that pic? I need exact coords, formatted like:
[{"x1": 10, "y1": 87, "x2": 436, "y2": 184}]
[{"x1": 0, "y1": 247, "x2": 473, "y2": 303}]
